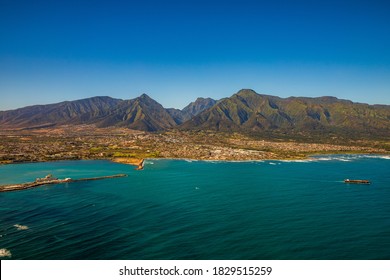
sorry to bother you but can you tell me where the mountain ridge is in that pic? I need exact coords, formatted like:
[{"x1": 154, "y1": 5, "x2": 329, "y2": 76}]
[
  {"x1": 1, "y1": 89, "x2": 390, "y2": 139},
  {"x1": 180, "y1": 89, "x2": 390, "y2": 138}
]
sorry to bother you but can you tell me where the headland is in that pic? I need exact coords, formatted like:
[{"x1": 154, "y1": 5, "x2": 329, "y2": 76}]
[{"x1": 111, "y1": 158, "x2": 145, "y2": 170}]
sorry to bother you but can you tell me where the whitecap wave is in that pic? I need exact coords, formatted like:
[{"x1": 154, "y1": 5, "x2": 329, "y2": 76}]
[
  {"x1": 0, "y1": 248, "x2": 11, "y2": 258},
  {"x1": 338, "y1": 158, "x2": 352, "y2": 162},
  {"x1": 207, "y1": 160, "x2": 222, "y2": 164},
  {"x1": 14, "y1": 224, "x2": 29, "y2": 230},
  {"x1": 314, "y1": 157, "x2": 333, "y2": 161},
  {"x1": 310, "y1": 154, "x2": 390, "y2": 162},
  {"x1": 364, "y1": 155, "x2": 390, "y2": 160},
  {"x1": 282, "y1": 159, "x2": 313, "y2": 163},
  {"x1": 183, "y1": 159, "x2": 200, "y2": 163}
]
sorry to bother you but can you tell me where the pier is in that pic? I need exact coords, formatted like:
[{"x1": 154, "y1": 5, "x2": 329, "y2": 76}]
[{"x1": 0, "y1": 174, "x2": 127, "y2": 193}]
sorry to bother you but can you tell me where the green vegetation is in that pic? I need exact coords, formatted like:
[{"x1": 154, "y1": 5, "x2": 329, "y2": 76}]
[{"x1": 1, "y1": 90, "x2": 388, "y2": 141}]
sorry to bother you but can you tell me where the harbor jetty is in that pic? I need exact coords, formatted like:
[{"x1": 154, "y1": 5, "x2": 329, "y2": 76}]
[
  {"x1": 136, "y1": 159, "x2": 145, "y2": 170},
  {"x1": 0, "y1": 173, "x2": 127, "y2": 193}
]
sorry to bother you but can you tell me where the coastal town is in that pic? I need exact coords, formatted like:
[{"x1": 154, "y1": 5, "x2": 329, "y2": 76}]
[{"x1": 0, "y1": 125, "x2": 388, "y2": 166}]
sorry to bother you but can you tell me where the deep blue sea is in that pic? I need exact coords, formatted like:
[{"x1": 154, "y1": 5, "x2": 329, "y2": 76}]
[{"x1": 1, "y1": 155, "x2": 390, "y2": 260}]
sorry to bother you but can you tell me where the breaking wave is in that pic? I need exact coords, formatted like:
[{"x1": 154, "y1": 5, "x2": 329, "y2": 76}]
[
  {"x1": 0, "y1": 248, "x2": 12, "y2": 258},
  {"x1": 14, "y1": 224, "x2": 29, "y2": 230},
  {"x1": 311, "y1": 154, "x2": 390, "y2": 162}
]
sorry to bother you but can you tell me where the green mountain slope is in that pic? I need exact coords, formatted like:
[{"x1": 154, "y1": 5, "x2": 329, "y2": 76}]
[
  {"x1": 0, "y1": 96, "x2": 122, "y2": 129},
  {"x1": 97, "y1": 94, "x2": 177, "y2": 131},
  {"x1": 167, "y1": 97, "x2": 217, "y2": 124},
  {"x1": 1, "y1": 90, "x2": 389, "y2": 138},
  {"x1": 180, "y1": 89, "x2": 390, "y2": 138}
]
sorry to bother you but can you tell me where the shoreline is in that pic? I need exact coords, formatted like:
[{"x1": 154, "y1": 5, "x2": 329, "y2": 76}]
[
  {"x1": 1, "y1": 152, "x2": 389, "y2": 167},
  {"x1": 2, "y1": 127, "x2": 388, "y2": 167},
  {"x1": 147, "y1": 153, "x2": 390, "y2": 163},
  {"x1": 148, "y1": 150, "x2": 390, "y2": 160}
]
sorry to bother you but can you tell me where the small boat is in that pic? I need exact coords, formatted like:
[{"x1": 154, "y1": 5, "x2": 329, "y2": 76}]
[{"x1": 344, "y1": 179, "x2": 370, "y2": 184}]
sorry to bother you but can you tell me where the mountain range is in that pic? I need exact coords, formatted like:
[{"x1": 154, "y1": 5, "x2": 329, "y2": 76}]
[{"x1": 1, "y1": 89, "x2": 390, "y2": 138}]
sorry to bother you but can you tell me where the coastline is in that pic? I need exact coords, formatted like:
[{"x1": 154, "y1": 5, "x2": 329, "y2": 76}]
[
  {"x1": 121, "y1": 152, "x2": 390, "y2": 165},
  {"x1": 1, "y1": 151, "x2": 389, "y2": 168},
  {"x1": 2, "y1": 127, "x2": 388, "y2": 167}
]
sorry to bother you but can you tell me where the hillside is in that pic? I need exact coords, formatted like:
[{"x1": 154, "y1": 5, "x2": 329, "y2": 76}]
[
  {"x1": 95, "y1": 94, "x2": 177, "y2": 131},
  {"x1": 1, "y1": 90, "x2": 390, "y2": 139},
  {"x1": 0, "y1": 96, "x2": 122, "y2": 129},
  {"x1": 180, "y1": 89, "x2": 390, "y2": 138},
  {"x1": 167, "y1": 97, "x2": 217, "y2": 124}
]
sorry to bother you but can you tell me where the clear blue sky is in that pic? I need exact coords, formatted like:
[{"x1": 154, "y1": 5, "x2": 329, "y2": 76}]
[{"x1": 1, "y1": 0, "x2": 389, "y2": 110}]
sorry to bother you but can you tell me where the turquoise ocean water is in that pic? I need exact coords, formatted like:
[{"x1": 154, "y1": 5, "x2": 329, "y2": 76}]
[{"x1": 0, "y1": 155, "x2": 389, "y2": 260}]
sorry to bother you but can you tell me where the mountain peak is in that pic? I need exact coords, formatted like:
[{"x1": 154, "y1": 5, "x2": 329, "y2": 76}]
[
  {"x1": 182, "y1": 97, "x2": 217, "y2": 116},
  {"x1": 236, "y1": 89, "x2": 258, "y2": 97},
  {"x1": 195, "y1": 97, "x2": 211, "y2": 102},
  {"x1": 139, "y1": 93, "x2": 152, "y2": 99},
  {"x1": 135, "y1": 93, "x2": 161, "y2": 107}
]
